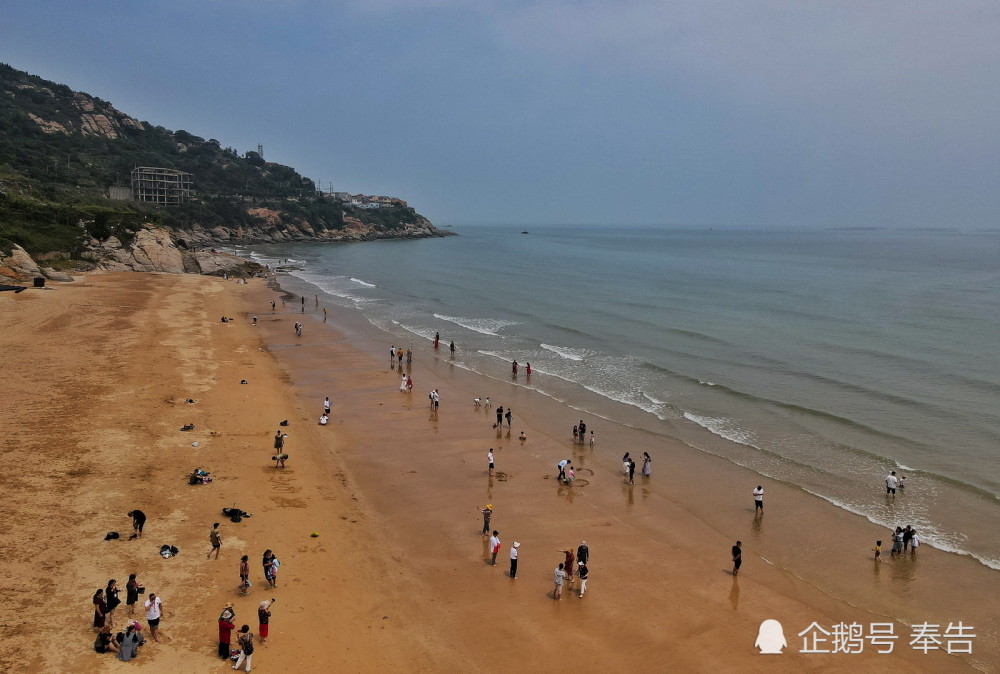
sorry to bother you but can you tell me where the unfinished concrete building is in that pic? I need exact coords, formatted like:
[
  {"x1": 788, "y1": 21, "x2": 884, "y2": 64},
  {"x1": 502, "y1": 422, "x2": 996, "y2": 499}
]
[{"x1": 130, "y1": 167, "x2": 192, "y2": 205}]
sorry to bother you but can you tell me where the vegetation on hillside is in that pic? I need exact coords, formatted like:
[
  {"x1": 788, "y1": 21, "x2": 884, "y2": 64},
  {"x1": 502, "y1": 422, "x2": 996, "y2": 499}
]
[{"x1": 0, "y1": 63, "x2": 426, "y2": 256}]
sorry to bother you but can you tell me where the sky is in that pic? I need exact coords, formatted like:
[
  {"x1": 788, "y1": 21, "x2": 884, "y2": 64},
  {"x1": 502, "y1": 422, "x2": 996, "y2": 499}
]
[{"x1": 3, "y1": 1, "x2": 1000, "y2": 228}]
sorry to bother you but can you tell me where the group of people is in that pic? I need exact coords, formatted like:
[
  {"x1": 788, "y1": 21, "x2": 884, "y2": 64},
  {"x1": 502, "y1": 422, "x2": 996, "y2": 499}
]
[
  {"x1": 218, "y1": 601, "x2": 271, "y2": 671},
  {"x1": 480, "y1": 505, "x2": 592, "y2": 600},
  {"x1": 875, "y1": 525, "x2": 919, "y2": 560},
  {"x1": 620, "y1": 451, "x2": 652, "y2": 485},
  {"x1": 92, "y1": 575, "x2": 161, "y2": 662},
  {"x1": 389, "y1": 344, "x2": 414, "y2": 367},
  {"x1": 510, "y1": 360, "x2": 532, "y2": 376},
  {"x1": 571, "y1": 420, "x2": 593, "y2": 445}
]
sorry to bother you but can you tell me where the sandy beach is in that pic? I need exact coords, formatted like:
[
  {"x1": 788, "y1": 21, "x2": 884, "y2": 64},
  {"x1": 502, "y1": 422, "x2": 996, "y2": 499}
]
[{"x1": 2, "y1": 271, "x2": 995, "y2": 672}]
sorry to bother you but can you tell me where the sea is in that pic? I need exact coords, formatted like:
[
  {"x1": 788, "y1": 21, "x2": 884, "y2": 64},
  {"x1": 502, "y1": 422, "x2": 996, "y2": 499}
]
[{"x1": 241, "y1": 225, "x2": 1000, "y2": 572}]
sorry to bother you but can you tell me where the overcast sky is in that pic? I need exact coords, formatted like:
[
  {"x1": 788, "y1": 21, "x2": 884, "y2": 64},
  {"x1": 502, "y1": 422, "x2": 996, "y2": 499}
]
[{"x1": 4, "y1": 1, "x2": 1000, "y2": 227}]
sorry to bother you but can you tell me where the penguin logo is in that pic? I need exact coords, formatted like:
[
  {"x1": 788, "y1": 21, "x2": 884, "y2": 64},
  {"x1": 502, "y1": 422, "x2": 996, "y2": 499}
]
[{"x1": 755, "y1": 619, "x2": 787, "y2": 654}]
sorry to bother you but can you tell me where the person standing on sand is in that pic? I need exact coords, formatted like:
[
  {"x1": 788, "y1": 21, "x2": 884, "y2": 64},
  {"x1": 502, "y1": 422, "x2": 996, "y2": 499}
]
[
  {"x1": 406, "y1": 376, "x2": 413, "y2": 393},
  {"x1": 512, "y1": 360, "x2": 518, "y2": 376},
  {"x1": 398, "y1": 349, "x2": 404, "y2": 366},
  {"x1": 577, "y1": 562, "x2": 589, "y2": 597},
  {"x1": 258, "y1": 600, "x2": 272, "y2": 644},
  {"x1": 92, "y1": 588, "x2": 106, "y2": 631},
  {"x1": 505, "y1": 408, "x2": 512, "y2": 428},
  {"x1": 732, "y1": 541, "x2": 742, "y2": 576},
  {"x1": 622, "y1": 452, "x2": 630, "y2": 475},
  {"x1": 753, "y1": 485, "x2": 764, "y2": 512},
  {"x1": 628, "y1": 458, "x2": 636, "y2": 485},
  {"x1": 873, "y1": 540, "x2": 882, "y2": 561},
  {"x1": 406, "y1": 348, "x2": 412, "y2": 363},
  {"x1": 274, "y1": 430, "x2": 285, "y2": 453},
  {"x1": 589, "y1": 431, "x2": 595, "y2": 447},
  {"x1": 911, "y1": 530, "x2": 919, "y2": 554},
  {"x1": 144, "y1": 592, "x2": 163, "y2": 641},
  {"x1": 559, "y1": 548, "x2": 575, "y2": 582},
  {"x1": 240, "y1": 555, "x2": 250, "y2": 594},
  {"x1": 509, "y1": 541, "x2": 520, "y2": 579},
  {"x1": 577, "y1": 541, "x2": 589, "y2": 567},
  {"x1": 208, "y1": 522, "x2": 223, "y2": 559},
  {"x1": 219, "y1": 605, "x2": 237, "y2": 659},
  {"x1": 400, "y1": 374, "x2": 408, "y2": 392},
  {"x1": 105, "y1": 580, "x2": 121, "y2": 627},
  {"x1": 642, "y1": 452, "x2": 652, "y2": 478},
  {"x1": 496, "y1": 406, "x2": 504, "y2": 428},
  {"x1": 573, "y1": 425, "x2": 579, "y2": 442},
  {"x1": 263, "y1": 550, "x2": 278, "y2": 588},
  {"x1": 489, "y1": 531, "x2": 501, "y2": 566},
  {"x1": 885, "y1": 470, "x2": 898, "y2": 497},
  {"x1": 488, "y1": 449, "x2": 494, "y2": 476},
  {"x1": 271, "y1": 301, "x2": 276, "y2": 311},
  {"x1": 125, "y1": 574, "x2": 140, "y2": 617},
  {"x1": 479, "y1": 504, "x2": 493, "y2": 535},
  {"x1": 324, "y1": 397, "x2": 331, "y2": 415},
  {"x1": 232, "y1": 625, "x2": 255, "y2": 672},
  {"x1": 252, "y1": 315, "x2": 257, "y2": 326},
  {"x1": 127, "y1": 510, "x2": 146, "y2": 539},
  {"x1": 390, "y1": 345, "x2": 396, "y2": 365},
  {"x1": 553, "y1": 563, "x2": 566, "y2": 600}
]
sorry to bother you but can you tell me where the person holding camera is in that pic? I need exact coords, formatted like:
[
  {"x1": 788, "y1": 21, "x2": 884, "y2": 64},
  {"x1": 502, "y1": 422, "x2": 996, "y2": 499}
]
[
  {"x1": 258, "y1": 599, "x2": 274, "y2": 644},
  {"x1": 125, "y1": 574, "x2": 143, "y2": 617}
]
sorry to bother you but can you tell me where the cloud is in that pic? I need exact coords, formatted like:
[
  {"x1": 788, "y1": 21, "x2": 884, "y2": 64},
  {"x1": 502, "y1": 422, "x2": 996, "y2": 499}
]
[{"x1": 475, "y1": 1, "x2": 1000, "y2": 142}]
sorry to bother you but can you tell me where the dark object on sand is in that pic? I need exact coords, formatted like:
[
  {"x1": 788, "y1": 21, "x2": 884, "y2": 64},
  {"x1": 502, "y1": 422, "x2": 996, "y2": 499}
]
[
  {"x1": 180, "y1": 424, "x2": 195, "y2": 431},
  {"x1": 240, "y1": 379, "x2": 248, "y2": 385},
  {"x1": 33, "y1": 277, "x2": 45, "y2": 288},
  {"x1": 279, "y1": 420, "x2": 289, "y2": 427},
  {"x1": 0, "y1": 284, "x2": 27, "y2": 293},
  {"x1": 104, "y1": 531, "x2": 120, "y2": 541},
  {"x1": 184, "y1": 398, "x2": 195, "y2": 404},
  {"x1": 223, "y1": 507, "x2": 253, "y2": 523},
  {"x1": 159, "y1": 544, "x2": 180, "y2": 557}
]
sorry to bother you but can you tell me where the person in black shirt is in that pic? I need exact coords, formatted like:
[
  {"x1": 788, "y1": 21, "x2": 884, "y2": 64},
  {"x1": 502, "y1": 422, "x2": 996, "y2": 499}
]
[
  {"x1": 732, "y1": 541, "x2": 743, "y2": 576},
  {"x1": 576, "y1": 541, "x2": 589, "y2": 566},
  {"x1": 127, "y1": 510, "x2": 146, "y2": 539}
]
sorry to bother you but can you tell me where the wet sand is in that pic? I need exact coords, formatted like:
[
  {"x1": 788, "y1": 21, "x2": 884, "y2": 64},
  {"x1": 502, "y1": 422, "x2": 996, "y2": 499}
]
[{"x1": 1, "y1": 271, "x2": 994, "y2": 672}]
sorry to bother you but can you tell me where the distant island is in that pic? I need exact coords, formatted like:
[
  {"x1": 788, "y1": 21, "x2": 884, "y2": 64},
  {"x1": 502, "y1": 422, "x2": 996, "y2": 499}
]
[{"x1": 0, "y1": 63, "x2": 452, "y2": 280}]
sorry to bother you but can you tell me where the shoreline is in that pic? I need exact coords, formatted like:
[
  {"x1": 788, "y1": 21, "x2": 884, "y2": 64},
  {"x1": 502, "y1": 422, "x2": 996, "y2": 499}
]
[
  {"x1": 2, "y1": 269, "x2": 994, "y2": 671},
  {"x1": 265, "y1": 269, "x2": 998, "y2": 671}
]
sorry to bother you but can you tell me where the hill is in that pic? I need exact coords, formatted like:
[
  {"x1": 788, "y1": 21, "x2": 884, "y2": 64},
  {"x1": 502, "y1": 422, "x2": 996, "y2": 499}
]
[{"x1": 0, "y1": 63, "x2": 448, "y2": 267}]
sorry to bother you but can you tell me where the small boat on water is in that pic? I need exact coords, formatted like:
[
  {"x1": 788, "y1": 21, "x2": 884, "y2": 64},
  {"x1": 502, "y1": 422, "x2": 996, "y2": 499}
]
[{"x1": 520, "y1": 230, "x2": 529, "y2": 234}]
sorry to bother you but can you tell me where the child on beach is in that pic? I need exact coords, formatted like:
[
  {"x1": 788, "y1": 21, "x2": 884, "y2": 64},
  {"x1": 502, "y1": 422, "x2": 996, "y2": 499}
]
[{"x1": 873, "y1": 540, "x2": 882, "y2": 561}]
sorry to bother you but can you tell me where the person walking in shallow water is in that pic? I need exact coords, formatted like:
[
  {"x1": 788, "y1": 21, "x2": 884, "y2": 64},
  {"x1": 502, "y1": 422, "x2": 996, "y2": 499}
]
[
  {"x1": 505, "y1": 408, "x2": 512, "y2": 428},
  {"x1": 627, "y1": 458, "x2": 636, "y2": 485},
  {"x1": 753, "y1": 485, "x2": 764, "y2": 512},
  {"x1": 642, "y1": 452, "x2": 652, "y2": 478}
]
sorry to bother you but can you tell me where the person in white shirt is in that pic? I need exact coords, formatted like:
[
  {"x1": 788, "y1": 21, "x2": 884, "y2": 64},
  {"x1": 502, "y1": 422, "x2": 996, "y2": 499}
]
[
  {"x1": 509, "y1": 541, "x2": 520, "y2": 579},
  {"x1": 488, "y1": 531, "x2": 501, "y2": 566},
  {"x1": 753, "y1": 486, "x2": 764, "y2": 512},
  {"x1": 323, "y1": 397, "x2": 331, "y2": 414},
  {"x1": 318, "y1": 414, "x2": 328, "y2": 425},
  {"x1": 885, "y1": 471, "x2": 898, "y2": 497},
  {"x1": 144, "y1": 593, "x2": 163, "y2": 642},
  {"x1": 487, "y1": 449, "x2": 494, "y2": 476}
]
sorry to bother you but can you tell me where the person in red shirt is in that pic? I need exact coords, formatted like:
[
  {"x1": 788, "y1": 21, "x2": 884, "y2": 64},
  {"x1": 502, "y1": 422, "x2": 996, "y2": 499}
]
[{"x1": 218, "y1": 606, "x2": 236, "y2": 659}]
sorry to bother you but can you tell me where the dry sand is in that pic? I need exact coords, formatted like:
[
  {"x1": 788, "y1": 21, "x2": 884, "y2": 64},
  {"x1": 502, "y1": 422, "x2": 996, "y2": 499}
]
[{"x1": 1, "y1": 271, "x2": 994, "y2": 673}]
